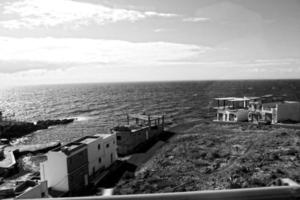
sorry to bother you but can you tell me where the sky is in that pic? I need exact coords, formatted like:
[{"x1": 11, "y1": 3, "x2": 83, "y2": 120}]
[{"x1": 0, "y1": 0, "x2": 299, "y2": 86}]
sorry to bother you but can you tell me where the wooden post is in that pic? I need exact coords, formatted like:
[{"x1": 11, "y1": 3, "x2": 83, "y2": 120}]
[{"x1": 148, "y1": 115, "x2": 151, "y2": 127}]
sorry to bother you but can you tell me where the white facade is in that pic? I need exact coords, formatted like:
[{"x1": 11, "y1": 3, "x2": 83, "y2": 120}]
[
  {"x1": 40, "y1": 143, "x2": 88, "y2": 193},
  {"x1": 40, "y1": 151, "x2": 69, "y2": 192},
  {"x1": 216, "y1": 109, "x2": 249, "y2": 122},
  {"x1": 40, "y1": 134, "x2": 117, "y2": 194},
  {"x1": 75, "y1": 133, "x2": 117, "y2": 177},
  {"x1": 261, "y1": 101, "x2": 300, "y2": 124}
]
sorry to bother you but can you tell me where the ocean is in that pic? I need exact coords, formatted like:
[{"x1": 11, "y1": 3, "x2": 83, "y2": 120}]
[{"x1": 1, "y1": 80, "x2": 300, "y2": 145}]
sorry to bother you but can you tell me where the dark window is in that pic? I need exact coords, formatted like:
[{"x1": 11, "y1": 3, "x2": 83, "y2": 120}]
[
  {"x1": 98, "y1": 144, "x2": 100, "y2": 150},
  {"x1": 117, "y1": 136, "x2": 121, "y2": 141},
  {"x1": 98, "y1": 157, "x2": 102, "y2": 163},
  {"x1": 41, "y1": 192, "x2": 45, "y2": 197},
  {"x1": 106, "y1": 143, "x2": 109, "y2": 148}
]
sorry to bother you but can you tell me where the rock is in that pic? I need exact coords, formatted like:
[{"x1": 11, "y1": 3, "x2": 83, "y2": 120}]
[{"x1": 1, "y1": 118, "x2": 74, "y2": 139}]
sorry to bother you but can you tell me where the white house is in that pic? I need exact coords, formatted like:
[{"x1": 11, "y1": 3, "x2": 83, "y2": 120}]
[
  {"x1": 40, "y1": 142, "x2": 89, "y2": 196},
  {"x1": 261, "y1": 101, "x2": 300, "y2": 124},
  {"x1": 214, "y1": 97, "x2": 251, "y2": 122},
  {"x1": 74, "y1": 133, "x2": 117, "y2": 178},
  {"x1": 40, "y1": 133, "x2": 117, "y2": 196},
  {"x1": 248, "y1": 95, "x2": 300, "y2": 124}
]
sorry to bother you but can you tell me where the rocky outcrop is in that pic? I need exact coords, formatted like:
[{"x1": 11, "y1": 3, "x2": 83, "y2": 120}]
[
  {"x1": 12, "y1": 141, "x2": 61, "y2": 157},
  {"x1": 35, "y1": 118, "x2": 74, "y2": 129},
  {"x1": 0, "y1": 118, "x2": 74, "y2": 139}
]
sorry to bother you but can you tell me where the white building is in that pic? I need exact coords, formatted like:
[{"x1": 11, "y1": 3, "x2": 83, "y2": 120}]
[
  {"x1": 214, "y1": 97, "x2": 251, "y2": 122},
  {"x1": 40, "y1": 142, "x2": 89, "y2": 196},
  {"x1": 40, "y1": 133, "x2": 117, "y2": 196},
  {"x1": 261, "y1": 101, "x2": 300, "y2": 124},
  {"x1": 74, "y1": 133, "x2": 117, "y2": 178},
  {"x1": 248, "y1": 95, "x2": 300, "y2": 124}
]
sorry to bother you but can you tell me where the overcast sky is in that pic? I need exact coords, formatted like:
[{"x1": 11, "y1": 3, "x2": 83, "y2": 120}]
[{"x1": 0, "y1": 0, "x2": 299, "y2": 86}]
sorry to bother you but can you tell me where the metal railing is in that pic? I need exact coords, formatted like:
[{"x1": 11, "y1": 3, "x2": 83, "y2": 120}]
[{"x1": 33, "y1": 185, "x2": 300, "y2": 200}]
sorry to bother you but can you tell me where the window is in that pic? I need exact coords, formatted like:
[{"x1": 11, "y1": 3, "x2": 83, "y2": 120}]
[
  {"x1": 106, "y1": 143, "x2": 109, "y2": 148},
  {"x1": 117, "y1": 136, "x2": 121, "y2": 141},
  {"x1": 98, "y1": 144, "x2": 100, "y2": 150},
  {"x1": 41, "y1": 192, "x2": 46, "y2": 197},
  {"x1": 113, "y1": 140, "x2": 115, "y2": 144},
  {"x1": 98, "y1": 157, "x2": 102, "y2": 163}
]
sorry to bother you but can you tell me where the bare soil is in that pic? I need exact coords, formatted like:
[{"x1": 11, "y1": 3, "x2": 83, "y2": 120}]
[{"x1": 114, "y1": 122, "x2": 300, "y2": 194}]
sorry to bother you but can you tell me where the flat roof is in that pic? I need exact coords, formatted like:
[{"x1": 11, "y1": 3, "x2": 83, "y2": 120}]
[
  {"x1": 214, "y1": 97, "x2": 235, "y2": 100},
  {"x1": 80, "y1": 137, "x2": 98, "y2": 144},
  {"x1": 64, "y1": 143, "x2": 81, "y2": 151},
  {"x1": 94, "y1": 133, "x2": 112, "y2": 139},
  {"x1": 228, "y1": 98, "x2": 250, "y2": 102},
  {"x1": 128, "y1": 114, "x2": 163, "y2": 121},
  {"x1": 76, "y1": 136, "x2": 99, "y2": 144},
  {"x1": 215, "y1": 97, "x2": 257, "y2": 101}
]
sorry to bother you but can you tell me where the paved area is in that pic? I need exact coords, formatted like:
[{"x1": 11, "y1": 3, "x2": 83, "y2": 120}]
[{"x1": 0, "y1": 147, "x2": 16, "y2": 169}]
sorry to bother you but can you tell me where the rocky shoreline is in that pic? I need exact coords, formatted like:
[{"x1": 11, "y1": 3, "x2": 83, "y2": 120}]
[
  {"x1": 114, "y1": 121, "x2": 300, "y2": 194},
  {"x1": 0, "y1": 118, "x2": 74, "y2": 139}
]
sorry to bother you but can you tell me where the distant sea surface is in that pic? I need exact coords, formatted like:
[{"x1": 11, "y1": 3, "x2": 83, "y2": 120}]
[{"x1": 1, "y1": 80, "x2": 300, "y2": 145}]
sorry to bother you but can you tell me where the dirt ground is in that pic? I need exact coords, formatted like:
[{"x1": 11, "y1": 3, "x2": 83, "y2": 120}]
[{"x1": 114, "y1": 122, "x2": 300, "y2": 194}]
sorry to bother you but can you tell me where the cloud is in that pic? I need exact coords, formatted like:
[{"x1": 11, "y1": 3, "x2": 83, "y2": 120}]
[
  {"x1": 0, "y1": 36, "x2": 211, "y2": 72},
  {"x1": 153, "y1": 28, "x2": 172, "y2": 33},
  {"x1": 182, "y1": 17, "x2": 210, "y2": 22},
  {"x1": 0, "y1": 0, "x2": 178, "y2": 29}
]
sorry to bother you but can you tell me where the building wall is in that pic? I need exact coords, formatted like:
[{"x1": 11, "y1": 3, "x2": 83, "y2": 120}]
[
  {"x1": 66, "y1": 148, "x2": 89, "y2": 195},
  {"x1": 86, "y1": 138, "x2": 106, "y2": 177},
  {"x1": 115, "y1": 128, "x2": 148, "y2": 155},
  {"x1": 67, "y1": 149, "x2": 88, "y2": 174},
  {"x1": 277, "y1": 102, "x2": 300, "y2": 123},
  {"x1": 236, "y1": 110, "x2": 249, "y2": 122},
  {"x1": 40, "y1": 152, "x2": 69, "y2": 192},
  {"x1": 102, "y1": 134, "x2": 117, "y2": 168},
  {"x1": 16, "y1": 181, "x2": 48, "y2": 199},
  {"x1": 115, "y1": 125, "x2": 163, "y2": 155},
  {"x1": 67, "y1": 164, "x2": 89, "y2": 195}
]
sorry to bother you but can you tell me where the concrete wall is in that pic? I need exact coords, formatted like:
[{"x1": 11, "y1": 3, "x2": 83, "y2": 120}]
[
  {"x1": 236, "y1": 110, "x2": 249, "y2": 122},
  {"x1": 67, "y1": 149, "x2": 88, "y2": 174},
  {"x1": 86, "y1": 138, "x2": 105, "y2": 176},
  {"x1": 40, "y1": 151, "x2": 69, "y2": 192},
  {"x1": 115, "y1": 125, "x2": 163, "y2": 155},
  {"x1": 102, "y1": 134, "x2": 117, "y2": 168},
  {"x1": 115, "y1": 128, "x2": 148, "y2": 155},
  {"x1": 68, "y1": 164, "x2": 89, "y2": 195},
  {"x1": 16, "y1": 181, "x2": 48, "y2": 199},
  {"x1": 216, "y1": 110, "x2": 249, "y2": 122},
  {"x1": 86, "y1": 134, "x2": 117, "y2": 176},
  {"x1": 277, "y1": 102, "x2": 300, "y2": 123}
]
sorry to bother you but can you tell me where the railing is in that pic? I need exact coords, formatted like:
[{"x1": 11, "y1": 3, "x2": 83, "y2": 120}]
[{"x1": 35, "y1": 185, "x2": 300, "y2": 200}]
